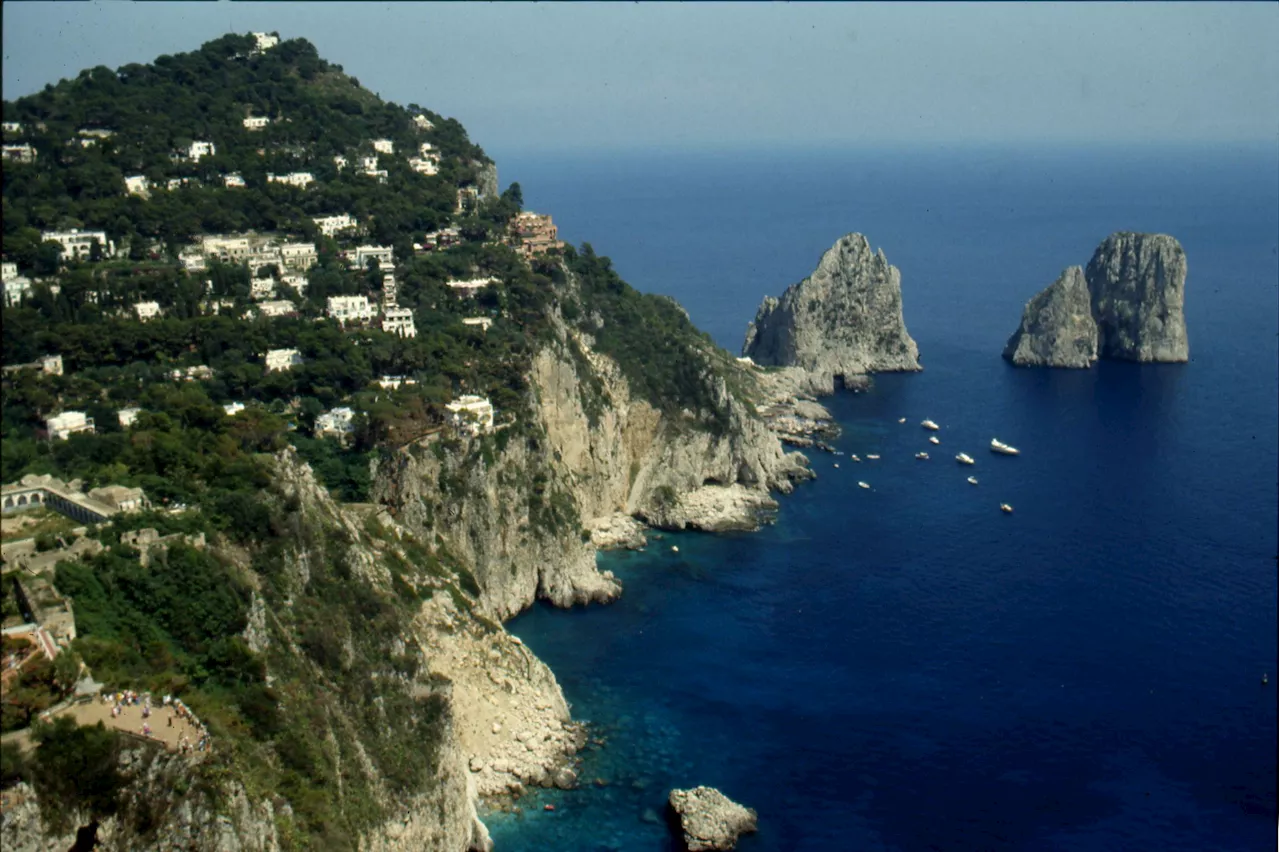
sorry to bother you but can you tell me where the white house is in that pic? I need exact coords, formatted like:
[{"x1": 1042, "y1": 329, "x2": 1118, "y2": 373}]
[
  {"x1": 223, "y1": 173, "x2": 246, "y2": 189},
  {"x1": 2, "y1": 263, "x2": 32, "y2": 307},
  {"x1": 313, "y1": 214, "x2": 357, "y2": 236},
  {"x1": 186, "y1": 140, "x2": 216, "y2": 162},
  {"x1": 462, "y1": 317, "x2": 493, "y2": 332},
  {"x1": 133, "y1": 301, "x2": 162, "y2": 321},
  {"x1": 251, "y1": 32, "x2": 279, "y2": 53},
  {"x1": 250, "y1": 279, "x2": 276, "y2": 300},
  {"x1": 77, "y1": 128, "x2": 114, "y2": 141},
  {"x1": 314, "y1": 406, "x2": 356, "y2": 440},
  {"x1": 165, "y1": 177, "x2": 196, "y2": 191},
  {"x1": 38, "y1": 355, "x2": 63, "y2": 376},
  {"x1": 201, "y1": 235, "x2": 251, "y2": 261},
  {"x1": 124, "y1": 175, "x2": 151, "y2": 196},
  {"x1": 179, "y1": 249, "x2": 206, "y2": 272},
  {"x1": 353, "y1": 245, "x2": 394, "y2": 269},
  {"x1": 279, "y1": 243, "x2": 317, "y2": 270},
  {"x1": 265, "y1": 348, "x2": 303, "y2": 372},
  {"x1": 242, "y1": 116, "x2": 271, "y2": 131},
  {"x1": 280, "y1": 272, "x2": 308, "y2": 293},
  {"x1": 170, "y1": 365, "x2": 213, "y2": 382},
  {"x1": 117, "y1": 408, "x2": 142, "y2": 428},
  {"x1": 445, "y1": 395, "x2": 495, "y2": 437},
  {"x1": 2, "y1": 144, "x2": 36, "y2": 163},
  {"x1": 46, "y1": 411, "x2": 95, "y2": 441},
  {"x1": 376, "y1": 375, "x2": 417, "y2": 390},
  {"x1": 447, "y1": 276, "x2": 500, "y2": 297},
  {"x1": 326, "y1": 295, "x2": 374, "y2": 324},
  {"x1": 1, "y1": 121, "x2": 22, "y2": 134},
  {"x1": 412, "y1": 115, "x2": 434, "y2": 131},
  {"x1": 267, "y1": 171, "x2": 315, "y2": 189},
  {"x1": 223, "y1": 402, "x2": 246, "y2": 416},
  {"x1": 381, "y1": 307, "x2": 417, "y2": 338},
  {"x1": 363, "y1": 169, "x2": 388, "y2": 183},
  {"x1": 333, "y1": 155, "x2": 348, "y2": 170},
  {"x1": 258, "y1": 300, "x2": 295, "y2": 318},
  {"x1": 42, "y1": 230, "x2": 115, "y2": 261},
  {"x1": 408, "y1": 157, "x2": 438, "y2": 176},
  {"x1": 372, "y1": 139, "x2": 395, "y2": 154}
]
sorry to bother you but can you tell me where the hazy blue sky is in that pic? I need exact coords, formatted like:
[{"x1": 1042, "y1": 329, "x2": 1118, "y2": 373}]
[{"x1": 2, "y1": 2, "x2": 1275, "y2": 153}]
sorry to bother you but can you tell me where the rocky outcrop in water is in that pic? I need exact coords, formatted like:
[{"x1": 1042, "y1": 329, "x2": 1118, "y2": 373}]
[
  {"x1": 1087, "y1": 232, "x2": 1188, "y2": 362},
  {"x1": 742, "y1": 233, "x2": 921, "y2": 389},
  {"x1": 1004, "y1": 232, "x2": 1188, "y2": 367},
  {"x1": 1002, "y1": 266, "x2": 1098, "y2": 368},
  {"x1": 667, "y1": 786, "x2": 758, "y2": 851}
]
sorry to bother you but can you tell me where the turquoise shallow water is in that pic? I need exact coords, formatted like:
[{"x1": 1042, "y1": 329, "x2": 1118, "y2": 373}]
[{"x1": 483, "y1": 146, "x2": 1278, "y2": 851}]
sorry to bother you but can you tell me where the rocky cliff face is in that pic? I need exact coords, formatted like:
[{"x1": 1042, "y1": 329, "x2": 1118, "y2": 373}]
[
  {"x1": 1002, "y1": 266, "x2": 1098, "y2": 368},
  {"x1": 1087, "y1": 232, "x2": 1188, "y2": 362},
  {"x1": 474, "y1": 162, "x2": 499, "y2": 200},
  {"x1": 1004, "y1": 232, "x2": 1188, "y2": 367},
  {"x1": 742, "y1": 233, "x2": 921, "y2": 389},
  {"x1": 371, "y1": 308, "x2": 811, "y2": 621}
]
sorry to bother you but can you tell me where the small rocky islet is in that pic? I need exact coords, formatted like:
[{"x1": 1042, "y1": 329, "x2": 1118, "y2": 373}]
[{"x1": 1003, "y1": 231, "x2": 1189, "y2": 367}]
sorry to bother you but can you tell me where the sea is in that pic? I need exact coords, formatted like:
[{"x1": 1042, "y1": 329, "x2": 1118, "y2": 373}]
[{"x1": 479, "y1": 144, "x2": 1279, "y2": 851}]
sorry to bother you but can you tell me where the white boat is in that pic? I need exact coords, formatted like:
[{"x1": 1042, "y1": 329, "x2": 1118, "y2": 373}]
[
  {"x1": 898, "y1": 417, "x2": 907, "y2": 424},
  {"x1": 867, "y1": 454, "x2": 880, "y2": 460},
  {"x1": 858, "y1": 481, "x2": 871, "y2": 490},
  {"x1": 955, "y1": 453, "x2": 975, "y2": 465},
  {"x1": 990, "y1": 438, "x2": 1020, "y2": 456},
  {"x1": 928, "y1": 436, "x2": 940, "y2": 445},
  {"x1": 1000, "y1": 503, "x2": 1013, "y2": 514},
  {"x1": 849, "y1": 454, "x2": 861, "y2": 462},
  {"x1": 834, "y1": 463, "x2": 840, "y2": 468},
  {"x1": 921, "y1": 419, "x2": 940, "y2": 431},
  {"x1": 967, "y1": 476, "x2": 978, "y2": 485},
  {"x1": 915, "y1": 452, "x2": 930, "y2": 460},
  {"x1": 672, "y1": 545, "x2": 680, "y2": 552}
]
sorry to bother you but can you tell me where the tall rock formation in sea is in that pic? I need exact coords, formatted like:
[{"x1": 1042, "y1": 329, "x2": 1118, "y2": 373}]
[
  {"x1": 741, "y1": 233, "x2": 921, "y2": 390},
  {"x1": 1003, "y1": 232, "x2": 1188, "y2": 367},
  {"x1": 1002, "y1": 266, "x2": 1098, "y2": 368}
]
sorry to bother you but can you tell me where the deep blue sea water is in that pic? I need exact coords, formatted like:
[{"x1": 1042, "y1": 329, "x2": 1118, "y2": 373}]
[{"x1": 480, "y1": 145, "x2": 1278, "y2": 851}]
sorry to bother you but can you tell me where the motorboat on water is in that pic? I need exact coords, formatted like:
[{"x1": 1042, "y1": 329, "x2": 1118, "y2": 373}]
[
  {"x1": 990, "y1": 438, "x2": 1020, "y2": 456},
  {"x1": 834, "y1": 463, "x2": 840, "y2": 468},
  {"x1": 915, "y1": 452, "x2": 930, "y2": 460},
  {"x1": 967, "y1": 476, "x2": 978, "y2": 485},
  {"x1": 858, "y1": 481, "x2": 871, "y2": 490},
  {"x1": 898, "y1": 417, "x2": 907, "y2": 424},
  {"x1": 849, "y1": 454, "x2": 861, "y2": 462},
  {"x1": 921, "y1": 419, "x2": 940, "y2": 431},
  {"x1": 928, "y1": 436, "x2": 940, "y2": 445},
  {"x1": 1000, "y1": 503, "x2": 1014, "y2": 514},
  {"x1": 867, "y1": 454, "x2": 880, "y2": 460},
  {"x1": 956, "y1": 453, "x2": 975, "y2": 465}
]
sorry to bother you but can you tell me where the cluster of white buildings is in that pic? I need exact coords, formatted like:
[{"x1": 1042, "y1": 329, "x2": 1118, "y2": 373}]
[
  {"x1": 314, "y1": 214, "x2": 358, "y2": 237},
  {"x1": 2, "y1": 143, "x2": 36, "y2": 163},
  {"x1": 268, "y1": 171, "x2": 314, "y2": 189},
  {"x1": 447, "y1": 276, "x2": 500, "y2": 297},
  {"x1": 314, "y1": 406, "x2": 356, "y2": 440}
]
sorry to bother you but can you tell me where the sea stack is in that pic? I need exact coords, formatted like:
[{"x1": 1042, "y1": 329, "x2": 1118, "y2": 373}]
[
  {"x1": 1002, "y1": 266, "x2": 1098, "y2": 368},
  {"x1": 1004, "y1": 232, "x2": 1188, "y2": 367},
  {"x1": 667, "y1": 786, "x2": 758, "y2": 851},
  {"x1": 742, "y1": 233, "x2": 920, "y2": 390}
]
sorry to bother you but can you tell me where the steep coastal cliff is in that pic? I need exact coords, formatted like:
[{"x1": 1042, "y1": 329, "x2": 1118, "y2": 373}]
[
  {"x1": 1002, "y1": 266, "x2": 1098, "y2": 368},
  {"x1": 742, "y1": 233, "x2": 921, "y2": 389},
  {"x1": 1004, "y1": 232, "x2": 1188, "y2": 367}
]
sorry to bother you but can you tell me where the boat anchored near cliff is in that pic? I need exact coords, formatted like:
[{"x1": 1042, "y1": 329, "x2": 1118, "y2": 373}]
[
  {"x1": 956, "y1": 453, "x2": 975, "y2": 465},
  {"x1": 990, "y1": 439, "x2": 1020, "y2": 456}
]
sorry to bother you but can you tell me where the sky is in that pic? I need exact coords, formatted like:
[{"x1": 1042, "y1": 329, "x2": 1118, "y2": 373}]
[{"x1": 2, "y1": 2, "x2": 1276, "y2": 154}]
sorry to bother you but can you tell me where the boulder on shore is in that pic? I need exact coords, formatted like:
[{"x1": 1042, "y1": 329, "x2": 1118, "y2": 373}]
[
  {"x1": 667, "y1": 786, "x2": 758, "y2": 851},
  {"x1": 742, "y1": 233, "x2": 920, "y2": 389}
]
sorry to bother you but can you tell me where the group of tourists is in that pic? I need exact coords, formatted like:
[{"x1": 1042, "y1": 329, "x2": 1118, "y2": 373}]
[{"x1": 98, "y1": 689, "x2": 210, "y2": 754}]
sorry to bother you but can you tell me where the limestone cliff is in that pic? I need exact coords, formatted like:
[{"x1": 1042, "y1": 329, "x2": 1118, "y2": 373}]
[
  {"x1": 1002, "y1": 266, "x2": 1098, "y2": 368},
  {"x1": 1086, "y1": 232, "x2": 1188, "y2": 362},
  {"x1": 1005, "y1": 232, "x2": 1188, "y2": 367},
  {"x1": 742, "y1": 233, "x2": 921, "y2": 389}
]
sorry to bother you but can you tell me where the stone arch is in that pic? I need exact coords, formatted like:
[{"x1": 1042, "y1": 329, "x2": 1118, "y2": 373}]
[
  {"x1": 30, "y1": 492, "x2": 42, "y2": 504},
  {"x1": 16, "y1": 494, "x2": 28, "y2": 507},
  {"x1": 3, "y1": 496, "x2": 12, "y2": 509}
]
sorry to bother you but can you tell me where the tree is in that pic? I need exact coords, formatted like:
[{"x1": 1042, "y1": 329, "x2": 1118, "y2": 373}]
[
  {"x1": 30, "y1": 717, "x2": 124, "y2": 832},
  {"x1": 500, "y1": 181, "x2": 523, "y2": 210}
]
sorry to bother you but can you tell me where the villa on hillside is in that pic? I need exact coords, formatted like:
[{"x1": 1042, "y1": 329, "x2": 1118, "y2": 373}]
[
  {"x1": 42, "y1": 229, "x2": 116, "y2": 261},
  {"x1": 133, "y1": 301, "x2": 162, "y2": 321},
  {"x1": 327, "y1": 295, "x2": 374, "y2": 325},
  {"x1": 44, "y1": 411, "x2": 95, "y2": 441},
  {"x1": 446, "y1": 395, "x2": 496, "y2": 437},
  {"x1": 265, "y1": 348, "x2": 303, "y2": 372},
  {"x1": 314, "y1": 407, "x2": 356, "y2": 441},
  {"x1": 381, "y1": 306, "x2": 417, "y2": 338},
  {"x1": 243, "y1": 116, "x2": 270, "y2": 131},
  {"x1": 267, "y1": 171, "x2": 315, "y2": 189},
  {"x1": 508, "y1": 211, "x2": 564, "y2": 258},
  {"x1": 2, "y1": 143, "x2": 36, "y2": 163},
  {"x1": 2, "y1": 474, "x2": 148, "y2": 525},
  {"x1": 353, "y1": 245, "x2": 394, "y2": 269},
  {"x1": 280, "y1": 242, "x2": 317, "y2": 269},
  {"x1": 117, "y1": 408, "x2": 142, "y2": 428},
  {"x1": 313, "y1": 214, "x2": 357, "y2": 236},
  {"x1": 447, "y1": 276, "x2": 500, "y2": 298}
]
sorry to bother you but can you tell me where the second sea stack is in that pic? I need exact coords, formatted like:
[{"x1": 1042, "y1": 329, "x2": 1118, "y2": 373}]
[
  {"x1": 741, "y1": 233, "x2": 921, "y2": 390},
  {"x1": 1004, "y1": 232, "x2": 1188, "y2": 368}
]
